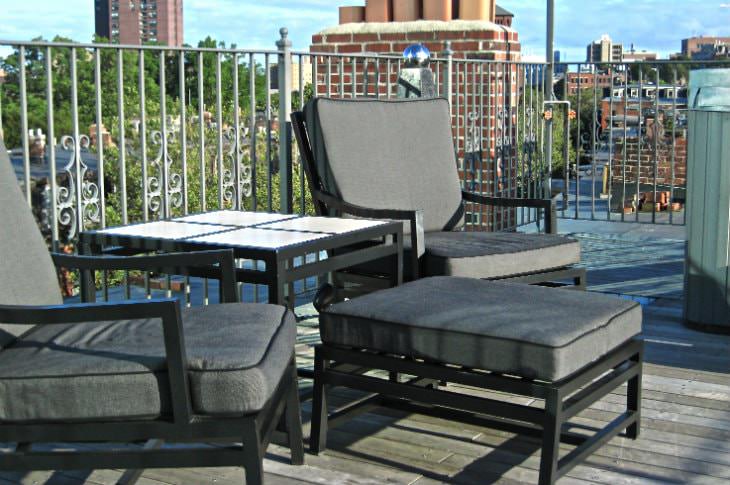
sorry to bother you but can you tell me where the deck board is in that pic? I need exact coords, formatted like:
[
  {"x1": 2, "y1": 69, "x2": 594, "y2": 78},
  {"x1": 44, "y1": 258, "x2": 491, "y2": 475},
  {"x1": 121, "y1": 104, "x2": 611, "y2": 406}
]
[{"x1": 3, "y1": 233, "x2": 730, "y2": 484}]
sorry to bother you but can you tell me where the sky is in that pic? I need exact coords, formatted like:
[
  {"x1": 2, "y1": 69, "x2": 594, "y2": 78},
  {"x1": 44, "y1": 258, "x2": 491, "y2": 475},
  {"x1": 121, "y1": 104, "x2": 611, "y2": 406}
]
[{"x1": 0, "y1": 0, "x2": 729, "y2": 60}]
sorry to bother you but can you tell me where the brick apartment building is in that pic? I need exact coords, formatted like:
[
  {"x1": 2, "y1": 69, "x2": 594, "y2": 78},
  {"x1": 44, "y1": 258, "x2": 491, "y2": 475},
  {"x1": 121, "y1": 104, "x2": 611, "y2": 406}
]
[
  {"x1": 681, "y1": 36, "x2": 730, "y2": 58},
  {"x1": 600, "y1": 84, "x2": 687, "y2": 131},
  {"x1": 565, "y1": 70, "x2": 625, "y2": 96},
  {"x1": 311, "y1": 0, "x2": 522, "y2": 228},
  {"x1": 494, "y1": 5, "x2": 513, "y2": 27},
  {"x1": 95, "y1": 0, "x2": 184, "y2": 46}
]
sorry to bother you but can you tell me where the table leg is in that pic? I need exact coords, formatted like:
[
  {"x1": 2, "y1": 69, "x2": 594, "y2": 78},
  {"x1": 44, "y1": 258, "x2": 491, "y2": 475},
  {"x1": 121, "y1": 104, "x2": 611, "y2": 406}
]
[
  {"x1": 394, "y1": 231, "x2": 404, "y2": 287},
  {"x1": 79, "y1": 241, "x2": 97, "y2": 303},
  {"x1": 287, "y1": 258, "x2": 296, "y2": 308},
  {"x1": 268, "y1": 257, "x2": 287, "y2": 306}
]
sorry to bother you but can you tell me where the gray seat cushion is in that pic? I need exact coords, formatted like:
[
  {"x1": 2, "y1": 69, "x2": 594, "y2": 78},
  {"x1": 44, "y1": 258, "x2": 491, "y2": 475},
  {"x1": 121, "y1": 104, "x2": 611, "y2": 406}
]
[
  {"x1": 320, "y1": 277, "x2": 641, "y2": 382},
  {"x1": 338, "y1": 231, "x2": 580, "y2": 280},
  {"x1": 305, "y1": 97, "x2": 465, "y2": 234},
  {"x1": 422, "y1": 231, "x2": 581, "y2": 279},
  {"x1": 0, "y1": 303, "x2": 295, "y2": 423}
]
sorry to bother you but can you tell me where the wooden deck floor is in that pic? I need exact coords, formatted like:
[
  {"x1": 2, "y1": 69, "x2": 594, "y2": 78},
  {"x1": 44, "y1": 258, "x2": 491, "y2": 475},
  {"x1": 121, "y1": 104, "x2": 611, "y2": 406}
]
[{"x1": 4, "y1": 234, "x2": 730, "y2": 484}]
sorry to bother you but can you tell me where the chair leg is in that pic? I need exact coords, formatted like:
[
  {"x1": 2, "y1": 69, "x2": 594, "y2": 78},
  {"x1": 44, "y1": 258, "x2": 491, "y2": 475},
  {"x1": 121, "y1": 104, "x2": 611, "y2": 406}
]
[
  {"x1": 242, "y1": 422, "x2": 264, "y2": 485},
  {"x1": 539, "y1": 389, "x2": 562, "y2": 485},
  {"x1": 626, "y1": 350, "x2": 643, "y2": 440},
  {"x1": 285, "y1": 361, "x2": 305, "y2": 465},
  {"x1": 574, "y1": 269, "x2": 587, "y2": 290},
  {"x1": 309, "y1": 349, "x2": 329, "y2": 455}
]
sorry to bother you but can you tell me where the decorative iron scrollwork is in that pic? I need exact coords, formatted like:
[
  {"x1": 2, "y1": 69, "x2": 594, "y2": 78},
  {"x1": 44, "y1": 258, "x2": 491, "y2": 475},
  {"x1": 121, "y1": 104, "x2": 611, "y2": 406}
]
[
  {"x1": 149, "y1": 129, "x2": 183, "y2": 216},
  {"x1": 58, "y1": 135, "x2": 100, "y2": 239},
  {"x1": 220, "y1": 126, "x2": 253, "y2": 207}
]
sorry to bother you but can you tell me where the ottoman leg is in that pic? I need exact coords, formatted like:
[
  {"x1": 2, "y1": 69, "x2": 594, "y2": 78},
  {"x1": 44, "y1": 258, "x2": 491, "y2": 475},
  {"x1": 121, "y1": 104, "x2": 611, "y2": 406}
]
[
  {"x1": 285, "y1": 359, "x2": 305, "y2": 465},
  {"x1": 242, "y1": 422, "x2": 264, "y2": 485},
  {"x1": 310, "y1": 349, "x2": 329, "y2": 454},
  {"x1": 539, "y1": 388, "x2": 561, "y2": 485},
  {"x1": 626, "y1": 349, "x2": 643, "y2": 440}
]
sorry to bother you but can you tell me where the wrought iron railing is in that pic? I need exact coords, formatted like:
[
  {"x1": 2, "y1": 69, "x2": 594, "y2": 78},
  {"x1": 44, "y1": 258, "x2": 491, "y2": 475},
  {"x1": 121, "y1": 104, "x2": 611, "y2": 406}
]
[
  {"x1": 1, "y1": 29, "x2": 551, "y2": 301},
  {"x1": 553, "y1": 59, "x2": 730, "y2": 226}
]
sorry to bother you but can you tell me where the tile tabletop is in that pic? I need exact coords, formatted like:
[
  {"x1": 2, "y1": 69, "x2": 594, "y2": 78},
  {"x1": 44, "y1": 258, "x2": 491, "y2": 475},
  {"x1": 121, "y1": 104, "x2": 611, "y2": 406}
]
[{"x1": 95, "y1": 210, "x2": 395, "y2": 250}]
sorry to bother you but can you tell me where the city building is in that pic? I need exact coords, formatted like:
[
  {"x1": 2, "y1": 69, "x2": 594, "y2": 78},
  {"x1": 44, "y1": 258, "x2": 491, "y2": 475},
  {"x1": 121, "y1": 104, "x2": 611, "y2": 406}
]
[
  {"x1": 690, "y1": 39, "x2": 730, "y2": 60},
  {"x1": 94, "y1": 0, "x2": 184, "y2": 46},
  {"x1": 600, "y1": 84, "x2": 688, "y2": 131},
  {"x1": 586, "y1": 34, "x2": 623, "y2": 63},
  {"x1": 681, "y1": 35, "x2": 730, "y2": 58},
  {"x1": 269, "y1": 58, "x2": 314, "y2": 94},
  {"x1": 566, "y1": 70, "x2": 625, "y2": 95},
  {"x1": 494, "y1": 5, "x2": 514, "y2": 27},
  {"x1": 623, "y1": 44, "x2": 658, "y2": 62},
  {"x1": 554, "y1": 50, "x2": 567, "y2": 75}
]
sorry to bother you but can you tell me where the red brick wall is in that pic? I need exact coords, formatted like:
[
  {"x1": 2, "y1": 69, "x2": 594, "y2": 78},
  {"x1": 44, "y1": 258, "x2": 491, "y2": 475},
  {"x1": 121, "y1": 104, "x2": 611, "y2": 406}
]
[{"x1": 611, "y1": 137, "x2": 687, "y2": 188}]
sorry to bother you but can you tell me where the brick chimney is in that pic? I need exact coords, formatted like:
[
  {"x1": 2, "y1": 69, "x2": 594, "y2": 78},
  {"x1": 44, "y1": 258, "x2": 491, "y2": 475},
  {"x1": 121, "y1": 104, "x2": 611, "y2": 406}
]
[
  {"x1": 366, "y1": 0, "x2": 392, "y2": 22},
  {"x1": 393, "y1": 0, "x2": 421, "y2": 21},
  {"x1": 344, "y1": 0, "x2": 498, "y2": 24},
  {"x1": 340, "y1": 6, "x2": 366, "y2": 23},
  {"x1": 314, "y1": 0, "x2": 520, "y2": 230}
]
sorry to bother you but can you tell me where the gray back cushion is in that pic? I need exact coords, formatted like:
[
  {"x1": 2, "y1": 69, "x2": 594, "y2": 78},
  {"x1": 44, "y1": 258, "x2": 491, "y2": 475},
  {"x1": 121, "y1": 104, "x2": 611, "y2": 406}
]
[
  {"x1": 305, "y1": 97, "x2": 464, "y2": 233},
  {"x1": 0, "y1": 140, "x2": 61, "y2": 347}
]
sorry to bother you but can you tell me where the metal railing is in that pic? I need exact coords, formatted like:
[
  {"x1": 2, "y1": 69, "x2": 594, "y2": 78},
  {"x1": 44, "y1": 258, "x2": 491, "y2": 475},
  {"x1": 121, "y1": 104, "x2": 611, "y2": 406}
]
[
  {"x1": 553, "y1": 59, "x2": 730, "y2": 226},
  {"x1": 0, "y1": 29, "x2": 550, "y2": 301}
]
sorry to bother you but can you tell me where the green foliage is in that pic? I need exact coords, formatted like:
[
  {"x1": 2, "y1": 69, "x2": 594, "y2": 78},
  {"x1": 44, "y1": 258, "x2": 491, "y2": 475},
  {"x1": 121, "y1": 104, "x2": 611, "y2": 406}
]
[
  {"x1": 518, "y1": 87, "x2": 576, "y2": 180},
  {"x1": 0, "y1": 36, "x2": 278, "y2": 149},
  {"x1": 0, "y1": 33, "x2": 317, "y2": 291},
  {"x1": 628, "y1": 60, "x2": 690, "y2": 85}
]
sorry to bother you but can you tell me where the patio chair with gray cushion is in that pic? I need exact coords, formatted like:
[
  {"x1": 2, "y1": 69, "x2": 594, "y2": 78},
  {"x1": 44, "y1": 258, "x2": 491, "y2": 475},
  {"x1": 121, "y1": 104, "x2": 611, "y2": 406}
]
[
  {"x1": 0, "y1": 141, "x2": 303, "y2": 485},
  {"x1": 292, "y1": 97, "x2": 585, "y2": 299}
]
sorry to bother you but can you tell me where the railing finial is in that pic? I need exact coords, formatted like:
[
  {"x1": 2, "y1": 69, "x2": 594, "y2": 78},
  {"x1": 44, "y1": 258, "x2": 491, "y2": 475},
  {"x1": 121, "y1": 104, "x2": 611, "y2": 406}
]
[
  {"x1": 277, "y1": 27, "x2": 291, "y2": 48},
  {"x1": 442, "y1": 40, "x2": 454, "y2": 58}
]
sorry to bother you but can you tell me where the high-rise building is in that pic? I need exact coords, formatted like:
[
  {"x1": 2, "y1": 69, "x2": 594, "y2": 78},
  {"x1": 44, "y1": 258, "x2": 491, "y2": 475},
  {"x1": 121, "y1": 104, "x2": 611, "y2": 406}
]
[
  {"x1": 554, "y1": 50, "x2": 567, "y2": 75},
  {"x1": 586, "y1": 34, "x2": 623, "y2": 63},
  {"x1": 95, "y1": 0, "x2": 184, "y2": 46}
]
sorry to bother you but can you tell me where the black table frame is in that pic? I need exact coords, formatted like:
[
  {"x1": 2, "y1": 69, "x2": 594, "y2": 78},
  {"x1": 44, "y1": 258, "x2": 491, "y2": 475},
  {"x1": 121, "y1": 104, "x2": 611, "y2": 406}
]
[{"x1": 79, "y1": 214, "x2": 404, "y2": 308}]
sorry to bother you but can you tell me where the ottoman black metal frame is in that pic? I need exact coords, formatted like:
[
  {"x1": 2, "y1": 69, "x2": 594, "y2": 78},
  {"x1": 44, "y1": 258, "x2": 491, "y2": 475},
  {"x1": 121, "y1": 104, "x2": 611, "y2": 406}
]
[{"x1": 310, "y1": 337, "x2": 643, "y2": 485}]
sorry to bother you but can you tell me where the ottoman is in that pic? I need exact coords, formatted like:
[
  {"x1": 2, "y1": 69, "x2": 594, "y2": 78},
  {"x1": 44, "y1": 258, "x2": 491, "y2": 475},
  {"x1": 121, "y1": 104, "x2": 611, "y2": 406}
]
[{"x1": 311, "y1": 276, "x2": 643, "y2": 485}]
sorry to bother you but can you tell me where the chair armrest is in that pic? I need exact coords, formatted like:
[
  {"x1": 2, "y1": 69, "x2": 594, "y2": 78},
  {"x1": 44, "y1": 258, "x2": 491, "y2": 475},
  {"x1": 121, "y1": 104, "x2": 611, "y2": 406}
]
[
  {"x1": 52, "y1": 249, "x2": 238, "y2": 303},
  {"x1": 0, "y1": 299, "x2": 193, "y2": 424},
  {"x1": 461, "y1": 190, "x2": 558, "y2": 234},
  {"x1": 312, "y1": 189, "x2": 423, "y2": 279}
]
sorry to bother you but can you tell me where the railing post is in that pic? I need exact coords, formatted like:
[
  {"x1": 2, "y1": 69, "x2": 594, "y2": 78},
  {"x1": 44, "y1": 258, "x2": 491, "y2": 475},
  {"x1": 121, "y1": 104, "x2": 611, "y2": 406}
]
[
  {"x1": 544, "y1": 0, "x2": 555, "y2": 200},
  {"x1": 442, "y1": 41, "x2": 454, "y2": 111},
  {"x1": 277, "y1": 27, "x2": 293, "y2": 214}
]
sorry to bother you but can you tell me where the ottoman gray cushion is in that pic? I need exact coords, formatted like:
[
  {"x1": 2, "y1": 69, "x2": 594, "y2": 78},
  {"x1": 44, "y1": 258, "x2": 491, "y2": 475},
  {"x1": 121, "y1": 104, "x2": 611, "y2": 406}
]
[
  {"x1": 0, "y1": 303, "x2": 295, "y2": 423},
  {"x1": 320, "y1": 277, "x2": 641, "y2": 382}
]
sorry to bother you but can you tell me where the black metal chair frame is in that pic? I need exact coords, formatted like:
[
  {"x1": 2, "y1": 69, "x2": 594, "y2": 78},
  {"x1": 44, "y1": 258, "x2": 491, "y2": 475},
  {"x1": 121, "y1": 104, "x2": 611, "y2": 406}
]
[
  {"x1": 310, "y1": 338, "x2": 643, "y2": 485},
  {"x1": 0, "y1": 249, "x2": 304, "y2": 485},
  {"x1": 291, "y1": 111, "x2": 586, "y2": 290}
]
